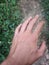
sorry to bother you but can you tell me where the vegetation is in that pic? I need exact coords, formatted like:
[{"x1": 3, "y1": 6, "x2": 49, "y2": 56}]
[
  {"x1": 0, "y1": 0, "x2": 23, "y2": 63},
  {"x1": 40, "y1": 0, "x2": 49, "y2": 49}
]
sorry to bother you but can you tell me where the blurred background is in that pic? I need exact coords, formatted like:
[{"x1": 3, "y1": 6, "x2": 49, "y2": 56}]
[{"x1": 0, "y1": 0, "x2": 49, "y2": 64}]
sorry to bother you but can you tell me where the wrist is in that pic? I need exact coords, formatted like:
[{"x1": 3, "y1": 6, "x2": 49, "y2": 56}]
[
  {"x1": 1, "y1": 56, "x2": 27, "y2": 65},
  {"x1": 1, "y1": 57, "x2": 16, "y2": 65},
  {"x1": 1, "y1": 56, "x2": 25, "y2": 65}
]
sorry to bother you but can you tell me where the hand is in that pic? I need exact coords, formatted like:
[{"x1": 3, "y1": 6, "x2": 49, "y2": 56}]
[{"x1": 1, "y1": 15, "x2": 46, "y2": 65}]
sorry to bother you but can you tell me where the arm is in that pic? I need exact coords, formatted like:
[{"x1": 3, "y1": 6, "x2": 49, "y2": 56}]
[{"x1": 1, "y1": 15, "x2": 46, "y2": 65}]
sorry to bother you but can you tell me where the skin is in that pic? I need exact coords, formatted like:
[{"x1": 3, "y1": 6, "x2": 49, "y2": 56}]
[{"x1": 1, "y1": 15, "x2": 46, "y2": 65}]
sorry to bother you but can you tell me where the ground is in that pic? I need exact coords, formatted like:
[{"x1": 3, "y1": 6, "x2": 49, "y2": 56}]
[{"x1": 18, "y1": 0, "x2": 49, "y2": 65}]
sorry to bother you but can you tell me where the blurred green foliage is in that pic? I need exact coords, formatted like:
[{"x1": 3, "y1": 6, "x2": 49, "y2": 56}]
[
  {"x1": 40, "y1": 0, "x2": 49, "y2": 49},
  {"x1": 0, "y1": 0, "x2": 23, "y2": 63}
]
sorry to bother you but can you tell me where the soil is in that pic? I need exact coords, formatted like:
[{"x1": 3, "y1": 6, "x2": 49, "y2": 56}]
[{"x1": 18, "y1": 0, "x2": 49, "y2": 65}]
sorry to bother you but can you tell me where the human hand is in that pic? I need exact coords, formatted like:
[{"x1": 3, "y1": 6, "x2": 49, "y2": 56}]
[{"x1": 1, "y1": 15, "x2": 46, "y2": 65}]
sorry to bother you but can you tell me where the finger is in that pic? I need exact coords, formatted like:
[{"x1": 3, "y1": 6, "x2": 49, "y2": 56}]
[
  {"x1": 27, "y1": 15, "x2": 39, "y2": 32},
  {"x1": 20, "y1": 16, "x2": 32, "y2": 32},
  {"x1": 38, "y1": 41, "x2": 47, "y2": 57},
  {"x1": 33, "y1": 21, "x2": 45, "y2": 38},
  {"x1": 9, "y1": 24, "x2": 22, "y2": 56},
  {"x1": 15, "y1": 24, "x2": 22, "y2": 35},
  {"x1": 30, "y1": 41, "x2": 46, "y2": 64}
]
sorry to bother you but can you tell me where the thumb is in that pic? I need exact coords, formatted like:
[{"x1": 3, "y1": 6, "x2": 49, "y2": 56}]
[{"x1": 38, "y1": 41, "x2": 47, "y2": 57}]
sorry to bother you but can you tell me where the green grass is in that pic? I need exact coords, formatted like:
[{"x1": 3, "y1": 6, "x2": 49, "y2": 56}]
[{"x1": 0, "y1": 0, "x2": 23, "y2": 63}]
